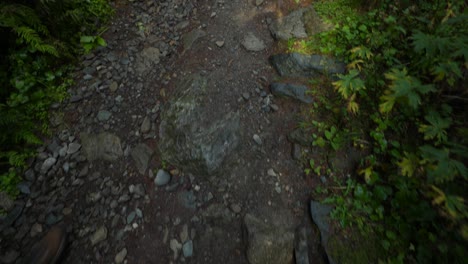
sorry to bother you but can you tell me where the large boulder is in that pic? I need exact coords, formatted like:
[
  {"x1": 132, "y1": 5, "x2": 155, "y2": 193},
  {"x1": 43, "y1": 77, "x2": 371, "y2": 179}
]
[
  {"x1": 270, "y1": 53, "x2": 346, "y2": 78},
  {"x1": 243, "y1": 207, "x2": 295, "y2": 264},
  {"x1": 269, "y1": 7, "x2": 331, "y2": 40},
  {"x1": 270, "y1": 83, "x2": 313, "y2": 104},
  {"x1": 159, "y1": 74, "x2": 240, "y2": 175}
]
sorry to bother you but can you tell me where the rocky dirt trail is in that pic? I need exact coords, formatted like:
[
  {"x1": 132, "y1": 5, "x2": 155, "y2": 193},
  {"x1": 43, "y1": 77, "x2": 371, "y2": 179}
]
[{"x1": 0, "y1": 0, "x2": 344, "y2": 263}]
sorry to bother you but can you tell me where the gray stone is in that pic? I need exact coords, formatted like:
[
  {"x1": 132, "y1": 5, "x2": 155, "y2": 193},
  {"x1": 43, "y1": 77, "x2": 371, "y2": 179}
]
[
  {"x1": 242, "y1": 32, "x2": 266, "y2": 52},
  {"x1": 140, "y1": 116, "x2": 151, "y2": 134},
  {"x1": 130, "y1": 144, "x2": 154, "y2": 175},
  {"x1": 310, "y1": 200, "x2": 332, "y2": 246},
  {"x1": 41, "y1": 157, "x2": 57, "y2": 173},
  {"x1": 67, "y1": 142, "x2": 81, "y2": 155},
  {"x1": 215, "y1": 41, "x2": 225, "y2": 47},
  {"x1": 154, "y1": 169, "x2": 171, "y2": 186},
  {"x1": 115, "y1": 248, "x2": 127, "y2": 264},
  {"x1": 253, "y1": 134, "x2": 262, "y2": 145},
  {"x1": 24, "y1": 169, "x2": 35, "y2": 182},
  {"x1": 267, "y1": 168, "x2": 277, "y2": 177},
  {"x1": 129, "y1": 184, "x2": 145, "y2": 196},
  {"x1": 292, "y1": 143, "x2": 302, "y2": 160},
  {"x1": 176, "y1": 20, "x2": 190, "y2": 30},
  {"x1": 159, "y1": 74, "x2": 240, "y2": 175},
  {"x1": 135, "y1": 47, "x2": 161, "y2": 75},
  {"x1": 230, "y1": 203, "x2": 242, "y2": 213},
  {"x1": 135, "y1": 208, "x2": 143, "y2": 218},
  {"x1": 255, "y1": 0, "x2": 264, "y2": 6},
  {"x1": 269, "y1": 7, "x2": 330, "y2": 40},
  {"x1": 244, "y1": 207, "x2": 295, "y2": 264},
  {"x1": 118, "y1": 194, "x2": 130, "y2": 203},
  {"x1": 97, "y1": 110, "x2": 112, "y2": 121},
  {"x1": 110, "y1": 81, "x2": 119, "y2": 92},
  {"x1": 0, "y1": 192, "x2": 14, "y2": 211},
  {"x1": 90, "y1": 226, "x2": 108, "y2": 246},
  {"x1": 30, "y1": 223, "x2": 43, "y2": 237},
  {"x1": 270, "y1": 53, "x2": 346, "y2": 78},
  {"x1": 17, "y1": 182, "x2": 30, "y2": 194},
  {"x1": 45, "y1": 213, "x2": 60, "y2": 225},
  {"x1": 170, "y1": 239, "x2": 182, "y2": 260},
  {"x1": 1, "y1": 203, "x2": 24, "y2": 228},
  {"x1": 127, "y1": 212, "x2": 136, "y2": 224},
  {"x1": 180, "y1": 224, "x2": 189, "y2": 243},
  {"x1": 182, "y1": 240, "x2": 193, "y2": 258},
  {"x1": 288, "y1": 128, "x2": 314, "y2": 147},
  {"x1": 294, "y1": 227, "x2": 310, "y2": 264},
  {"x1": 183, "y1": 29, "x2": 206, "y2": 51},
  {"x1": 80, "y1": 132, "x2": 123, "y2": 162},
  {"x1": 270, "y1": 83, "x2": 313, "y2": 104},
  {"x1": 269, "y1": 8, "x2": 308, "y2": 40}
]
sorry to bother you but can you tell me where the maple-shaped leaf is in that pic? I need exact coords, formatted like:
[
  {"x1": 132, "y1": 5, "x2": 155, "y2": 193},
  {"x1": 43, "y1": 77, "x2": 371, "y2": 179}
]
[
  {"x1": 398, "y1": 153, "x2": 419, "y2": 177},
  {"x1": 333, "y1": 69, "x2": 365, "y2": 99},
  {"x1": 383, "y1": 68, "x2": 435, "y2": 110},
  {"x1": 418, "y1": 111, "x2": 452, "y2": 144},
  {"x1": 420, "y1": 145, "x2": 467, "y2": 183}
]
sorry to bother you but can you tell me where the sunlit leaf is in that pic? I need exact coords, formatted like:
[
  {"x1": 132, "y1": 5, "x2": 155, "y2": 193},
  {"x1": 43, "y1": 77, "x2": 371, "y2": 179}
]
[{"x1": 398, "y1": 153, "x2": 419, "y2": 177}]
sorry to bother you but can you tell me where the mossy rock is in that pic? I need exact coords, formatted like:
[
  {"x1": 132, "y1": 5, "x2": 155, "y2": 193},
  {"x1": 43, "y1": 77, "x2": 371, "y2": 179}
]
[{"x1": 325, "y1": 229, "x2": 383, "y2": 264}]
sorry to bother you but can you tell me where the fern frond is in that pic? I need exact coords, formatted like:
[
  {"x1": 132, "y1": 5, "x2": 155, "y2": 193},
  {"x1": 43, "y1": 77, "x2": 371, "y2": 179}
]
[{"x1": 14, "y1": 26, "x2": 58, "y2": 56}]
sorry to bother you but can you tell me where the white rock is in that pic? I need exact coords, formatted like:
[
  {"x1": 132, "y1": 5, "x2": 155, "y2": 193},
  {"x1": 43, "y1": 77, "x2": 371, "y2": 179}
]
[{"x1": 170, "y1": 239, "x2": 182, "y2": 260}]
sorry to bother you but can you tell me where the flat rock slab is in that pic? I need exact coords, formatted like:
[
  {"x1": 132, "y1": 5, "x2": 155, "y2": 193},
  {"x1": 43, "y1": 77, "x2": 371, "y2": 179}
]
[
  {"x1": 244, "y1": 207, "x2": 295, "y2": 264},
  {"x1": 135, "y1": 47, "x2": 161, "y2": 75},
  {"x1": 242, "y1": 32, "x2": 266, "y2": 52},
  {"x1": 130, "y1": 143, "x2": 154, "y2": 174},
  {"x1": 0, "y1": 192, "x2": 14, "y2": 211},
  {"x1": 270, "y1": 83, "x2": 313, "y2": 104},
  {"x1": 270, "y1": 7, "x2": 331, "y2": 40},
  {"x1": 310, "y1": 200, "x2": 335, "y2": 264},
  {"x1": 270, "y1": 53, "x2": 346, "y2": 78},
  {"x1": 159, "y1": 74, "x2": 240, "y2": 175},
  {"x1": 270, "y1": 8, "x2": 308, "y2": 40},
  {"x1": 183, "y1": 29, "x2": 207, "y2": 51},
  {"x1": 80, "y1": 132, "x2": 123, "y2": 162}
]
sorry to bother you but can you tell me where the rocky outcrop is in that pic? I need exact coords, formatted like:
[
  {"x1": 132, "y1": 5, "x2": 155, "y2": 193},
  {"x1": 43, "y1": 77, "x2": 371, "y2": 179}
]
[
  {"x1": 269, "y1": 7, "x2": 331, "y2": 40},
  {"x1": 159, "y1": 74, "x2": 240, "y2": 175},
  {"x1": 270, "y1": 53, "x2": 346, "y2": 78},
  {"x1": 270, "y1": 83, "x2": 313, "y2": 104},
  {"x1": 243, "y1": 207, "x2": 295, "y2": 264}
]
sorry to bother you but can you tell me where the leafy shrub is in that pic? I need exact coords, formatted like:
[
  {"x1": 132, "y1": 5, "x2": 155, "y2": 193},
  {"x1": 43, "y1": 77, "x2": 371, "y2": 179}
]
[
  {"x1": 0, "y1": 0, "x2": 113, "y2": 196},
  {"x1": 307, "y1": 0, "x2": 467, "y2": 262}
]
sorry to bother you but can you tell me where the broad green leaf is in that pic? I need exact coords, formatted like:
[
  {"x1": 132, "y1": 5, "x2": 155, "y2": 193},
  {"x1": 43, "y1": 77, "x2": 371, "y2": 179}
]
[
  {"x1": 333, "y1": 69, "x2": 365, "y2": 99},
  {"x1": 418, "y1": 111, "x2": 452, "y2": 144},
  {"x1": 398, "y1": 153, "x2": 419, "y2": 177},
  {"x1": 80, "y1": 35, "x2": 95, "y2": 43},
  {"x1": 97, "y1": 36, "x2": 107, "y2": 47}
]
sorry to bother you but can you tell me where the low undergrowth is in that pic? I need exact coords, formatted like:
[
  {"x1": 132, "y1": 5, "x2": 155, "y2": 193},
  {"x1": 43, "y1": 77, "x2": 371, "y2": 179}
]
[
  {"x1": 298, "y1": 0, "x2": 467, "y2": 262},
  {"x1": 0, "y1": 0, "x2": 113, "y2": 197}
]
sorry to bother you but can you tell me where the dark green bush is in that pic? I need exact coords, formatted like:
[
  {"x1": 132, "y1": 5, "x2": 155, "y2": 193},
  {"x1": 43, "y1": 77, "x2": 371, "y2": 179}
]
[
  {"x1": 309, "y1": 0, "x2": 467, "y2": 262},
  {"x1": 0, "y1": 0, "x2": 113, "y2": 196}
]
